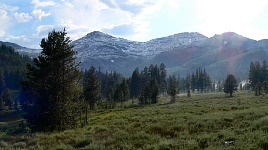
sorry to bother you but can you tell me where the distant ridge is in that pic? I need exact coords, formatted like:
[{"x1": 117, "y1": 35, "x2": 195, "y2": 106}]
[
  {"x1": 72, "y1": 31, "x2": 268, "y2": 79},
  {"x1": 2, "y1": 31, "x2": 268, "y2": 80}
]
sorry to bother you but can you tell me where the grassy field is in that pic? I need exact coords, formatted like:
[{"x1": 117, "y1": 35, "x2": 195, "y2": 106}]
[{"x1": 1, "y1": 91, "x2": 268, "y2": 149}]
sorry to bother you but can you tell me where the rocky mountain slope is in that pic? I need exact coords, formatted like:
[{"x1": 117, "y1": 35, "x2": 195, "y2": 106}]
[
  {"x1": 71, "y1": 31, "x2": 208, "y2": 75},
  {"x1": 0, "y1": 41, "x2": 41, "y2": 58},
  {"x1": 2, "y1": 31, "x2": 268, "y2": 80},
  {"x1": 72, "y1": 31, "x2": 268, "y2": 79},
  {"x1": 153, "y1": 32, "x2": 268, "y2": 79}
]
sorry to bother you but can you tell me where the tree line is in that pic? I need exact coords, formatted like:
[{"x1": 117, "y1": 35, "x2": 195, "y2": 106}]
[{"x1": 248, "y1": 60, "x2": 268, "y2": 95}]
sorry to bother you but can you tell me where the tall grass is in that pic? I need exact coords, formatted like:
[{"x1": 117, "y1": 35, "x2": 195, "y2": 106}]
[{"x1": 1, "y1": 91, "x2": 268, "y2": 149}]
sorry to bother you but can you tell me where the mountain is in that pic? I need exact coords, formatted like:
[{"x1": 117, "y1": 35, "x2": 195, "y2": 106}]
[
  {"x1": 0, "y1": 41, "x2": 41, "y2": 58},
  {"x1": 154, "y1": 32, "x2": 268, "y2": 79},
  {"x1": 72, "y1": 31, "x2": 268, "y2": 79},
  {"x1": 72, "y1": 31, "x2": 208, "y2": 75},
  {"x1": 2, "y1": 31, "x2": 268, "y2": 80}
]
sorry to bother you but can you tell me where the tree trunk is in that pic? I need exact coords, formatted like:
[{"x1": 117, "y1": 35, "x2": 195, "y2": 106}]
[{"x1": 85, "y1": 105, "x2": 88, "y2": 125}]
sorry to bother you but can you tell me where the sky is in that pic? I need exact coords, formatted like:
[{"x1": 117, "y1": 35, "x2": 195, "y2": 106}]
[{"x1": 0, "y1": 0, "x2": 268, "y2": 49}]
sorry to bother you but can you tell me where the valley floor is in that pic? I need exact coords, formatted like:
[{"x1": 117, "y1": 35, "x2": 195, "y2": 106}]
[{"x1": 1, "y1": 91, "x2": 268, "y2": 149}]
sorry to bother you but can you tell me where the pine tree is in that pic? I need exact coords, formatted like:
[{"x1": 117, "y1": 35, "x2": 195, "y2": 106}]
[
  {"x1": 168, "y1": 75, "x2": 178, "y2": 103},
  {"x1": 261, "y1": 60, "x2": 268, "y2": 82},
  {"x1": 106, "y1": 86, "x2": 114, "y2": 102},
  {"x1": 139, "y1": 84, "x2": 149, "y2": 104},
  {"x1": 223, "y1": 74, "x2": 238, "y2": 97},
  {"x1": 0, "y1": 70, "x2": 5, "y2": 110},
  {"x1": 130, "y1": 68, "x2": 141, "y2": 98},
  {"x1": 159, "y1": 63, "x2": 167, "y2": 94},
  {"x1": 149, "y1": 78, "x2": 160, "y2": 103},
  {"x1": 254, "y1": 82, "x2": 262, "y2": 96},
  {"x1": 120, "y1": 79, "x2": 129, "y2": 102},
  {"x1": 106, "y1": 86, "x2": 115, "y2": 108},
  {"x1": 22, "y1": 29, "x2": 81, "y2": 131},
  {"x1": 83, "y1": 66, "x2": 101, "y2": 110},
  {"x1": 83, "y1": 66, "x2": 101, "y2": 124},
  {"x1": 249, "y1": 61, "x2": 261, "y2": 89}
]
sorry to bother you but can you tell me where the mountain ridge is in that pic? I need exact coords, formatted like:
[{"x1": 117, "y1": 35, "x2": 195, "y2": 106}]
[{"x1": 2, "y1": 31, "x2": 268, "y2": 79}]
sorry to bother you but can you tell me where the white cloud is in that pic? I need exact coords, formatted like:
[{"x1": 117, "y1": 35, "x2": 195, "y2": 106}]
[
  {"x1": 0, "y1": 9, "x2": 10, "y2": 38},
  {"x1": 14, "y1": 12, "x2": 32, "y2": 23},
  {"x1": 32, "y1": 0, "x2": 56, "y2": 8},
  {"x1": 5, "y1": 35, "x2": 29, "y2": 42},
  {"x1": 194, "y1": 0, "x2": 268, "y2": 38},
  {"x1": 36, "y1": 25, "x2": 54, "y2": 36},
  {"x1": 0, "y1": 30, "x2": 5, "y2": 38},
  {"x1": 32, "y1": 9, "x2": 50, "y2": 20},
  {"x1": 52, "y1": 0, "x2": 167, "y2": 41},
  {"x1": 0, "y1": 3, "x2": 18, "y2": 11}
]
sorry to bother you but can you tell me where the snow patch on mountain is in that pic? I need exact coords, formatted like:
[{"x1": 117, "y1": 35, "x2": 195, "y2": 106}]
[{"x1": 72, "y1": 31, "x2": 208, "y2": 62}]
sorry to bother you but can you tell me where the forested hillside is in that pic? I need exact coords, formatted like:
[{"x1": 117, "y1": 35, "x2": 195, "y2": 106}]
[{"x1": 0, "y1": 45, "x2": 32, "y2": 90}]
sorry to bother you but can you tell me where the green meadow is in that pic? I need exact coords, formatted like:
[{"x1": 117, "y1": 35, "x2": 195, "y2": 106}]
[{"x1": 1, "y1": 91, "x2": 268, "y2": 150}]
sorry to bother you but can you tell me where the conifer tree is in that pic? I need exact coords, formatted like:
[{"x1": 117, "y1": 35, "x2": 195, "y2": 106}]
[
  {"x1": 83, "y1": 66, "x2": 101, "y2": 110},
  {"x1": 106, "y1": 86, "x2": 114, "y2": 102},
  {"x1": 167, "y1": 75, "x2": 178, "y2": 103},
  {"x1": 139, "y1": 84, "x2": 149, "y2": 104},
  {"x1": 130, "y1": 68, "x2": 141, "y2": 98},
  {"x1": 0, "y1": 70, "x2": 5, "y2": 110},
  {"x1": 83, "y1": 66, "x2": 101, "y2": 124},
  {"x1": 120, "y1": 79, "x2": 130, "y2": 102},
  {"x1": 22, "y1": 29, "x2": 81, "y2": 131},
  {"x1": 159, "y1": 63, "x2": 167, "y2": 94},
  {"x1": 224, "y1": 74, "x2": 238, "y2": 97},
  {"x1": 149, "y1": 78, "x2": 160, "y2": 103}
]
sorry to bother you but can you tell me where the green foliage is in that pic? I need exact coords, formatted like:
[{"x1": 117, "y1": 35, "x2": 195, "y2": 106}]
[
  {"x1": 167, "y1": 75, "x2": 178, "y2": 103},
  {"x1": 83, "y1": 66, "x2": 101, "y2": 110},
  {"x1": 0, "y1": 45, "x2": 32, "y2": 90},
  {"x1": 1, "y1": 92, "x2": 268, "y2": 149},
  {"x1": 22, "y1": 29, "x2": 81, "y2": 131},
  {"x1": 0, "y1": 69, "x2": 5, "y2": 110},
  {"x1": 139, "y1": 78, "x2": 159, "y2": 104},
  {"x1": 249, "y1": 60, "x2": 268, "y2": 91},
  {"x1": 191, "y1": 68, "x2": 212, "y2": 93},
  {"x1": 130, "y1": 64, "x2": 166, "y2": 101},
  {"x1": 130, "y1": 68, "x2": 142, "y2": 98},
  {"x1": 224, "y1": 74, "x2": 238, "y2": 97},
  {"x1": 113, "y1": 78, "x2": 130, "y2": 104},
  {"x1": 2, "y1": 88, "x2": 12, "y2": 110},
  {"x1": 159, "y1": 63, "x2": 167, "y2": 94}
]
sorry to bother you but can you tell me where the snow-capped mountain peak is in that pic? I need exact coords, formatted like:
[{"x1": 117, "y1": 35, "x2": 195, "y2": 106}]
[{"x1": 72, "y1": 31, "x2": 208, "y2": 62}]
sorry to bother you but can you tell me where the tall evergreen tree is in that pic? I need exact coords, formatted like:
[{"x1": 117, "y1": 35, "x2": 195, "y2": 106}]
[
  {"x1": 167, "y1": 75, "x2": 178, "y2": 103},
  {"x1": 249, "y1": 61, "x2": 261, "y2": 89},
  {"x1": 149, "y1": 78, "x2": 160, "y2": 104},
  {"x1": 120, "y1": 79, "x2": 130, "y2": 102},
  {"x1": 130, "y1": 68, "x2": 141, "y2": 98},
  {"x1": 0, "y1": 70, "x2": 5, "y2": 110},
  {"x1": 223, "y1": 74, "x2": 238, "y2": 97},
  {"x1": 83, "y1": 66, "x2": 101, "y2": 124},
  {"x1": 261, "y1": 60, "x2": 268, "y2": 82},
  {"x1": 106, "y1": 86, "x2": 114, "y2": 102},
  {"x1": 83, "y1": 66, "x2": 101, "y2": 110},
  {"x1": 22, "y1": 29, "x2": 81, "y2": 131},
  {"x1": 159, "y1": 63, "x2": 167, "y2": 94}
]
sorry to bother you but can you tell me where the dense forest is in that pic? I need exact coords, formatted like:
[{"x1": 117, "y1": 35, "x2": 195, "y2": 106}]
[
  {"x1": 0, "y1": 45, "x2": 32, "y2": 90},
  {"x1": 0, "y1": 29, "x2": 266, "y2": 133}
]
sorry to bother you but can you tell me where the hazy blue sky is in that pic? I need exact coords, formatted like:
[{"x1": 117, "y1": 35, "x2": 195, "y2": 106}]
[{"x1": 0, "y1": 0, "x2": 268, "y2": 48}]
